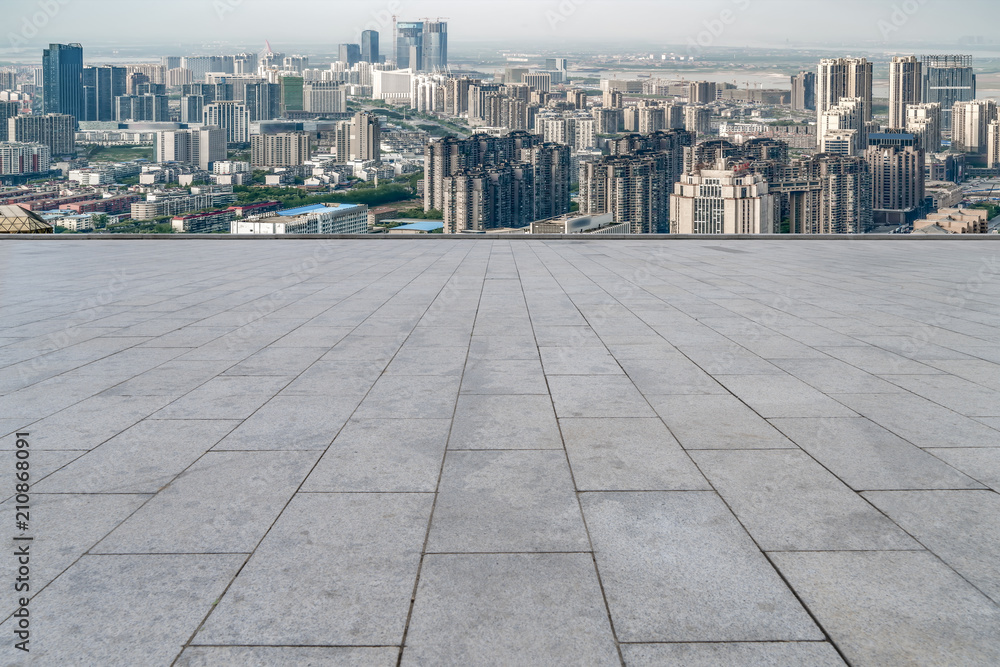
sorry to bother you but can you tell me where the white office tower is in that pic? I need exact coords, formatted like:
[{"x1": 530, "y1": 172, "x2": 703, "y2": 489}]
[
  {"x1": 988, "y1": 121, "x2": 1000, "y2": 168},
  {"x1": 671, "y1": 162, "x2": 777, "y2": 235},
  {"x1": 905, "y1": 103, "x2": 942, "y2": 152},
  {"x1": 303, "y1": 82, "x2": 347, "y2": 113},
  {"x1": 952, "y1": 99, "x2": 998, "y2": 155},
  {"x1": 373, "y1": 69, "x2": 413, "y2": 104},
  {"x1": 203, "y1": 101, "x2": 250, "y2": 143}
]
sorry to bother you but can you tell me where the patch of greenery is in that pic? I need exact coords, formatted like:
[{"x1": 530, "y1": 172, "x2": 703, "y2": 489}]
[
  {"x1": 396, "y1": 207, "x2": 443, "y2": 220},
  {"x1": 232, "y1": 183, "x2": 414, "y2": 210},
  {"x1": 972, "y1": 201, "x2": 1000, "y2": 220},
  {"x1": 82, "y1": 145, "x2": 155, "y2": 162}
]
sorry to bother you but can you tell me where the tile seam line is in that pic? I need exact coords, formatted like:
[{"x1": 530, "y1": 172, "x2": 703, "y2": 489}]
[
  {"x1": 169, "y1": 242, "x2": 479, "y2": 667},
  {"x1": 396, "y1": 241, "x2": 490, "y2": 667},
  {"x1": 540, "y1": 241, "x2": 854, "y2": 664}
]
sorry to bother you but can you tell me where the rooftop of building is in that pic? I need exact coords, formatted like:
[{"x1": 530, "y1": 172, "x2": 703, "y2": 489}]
[
  {"x1": 1, "y1": 238, "x2": 999, "y2": 664},
  {"x1": 0, "y1": 204, "x2": 53, "y2": 233},
  {"x1": 386, "y1": 220, "x2": 445, "y2": 232},
  {"x1": 276, "y1": 202, "x2": 363, "y2": 217}
]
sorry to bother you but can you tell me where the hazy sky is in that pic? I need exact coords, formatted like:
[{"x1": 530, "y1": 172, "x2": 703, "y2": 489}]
[{"x1": 2, "y1": 0, "x2": 997, "y2": 57}]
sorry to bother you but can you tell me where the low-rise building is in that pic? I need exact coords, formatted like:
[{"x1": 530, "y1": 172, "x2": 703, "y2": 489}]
[
  {"x1": 59, "y1": 193, "x2": 141, "y2": 215},
  {"x1": 924, "y1": 181, "x2": 964, "y2": 211},
  {"x1": 528, "y1": 212, "x2": 624, "y2": 234},
  {"x1": 913, "y1": 208, "x2": 989, "y2": 234},
  {"x1": 171, "y1": 209, "x2": 236, "y2": 233},
  {"x1": 233, "y1": 202, "x2": 368, "y2": 234}
]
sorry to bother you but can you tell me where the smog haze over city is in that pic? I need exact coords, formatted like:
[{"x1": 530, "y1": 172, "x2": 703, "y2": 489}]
[{"x1": 3, "y1": 0, "x2": 1000, "y2": 55}]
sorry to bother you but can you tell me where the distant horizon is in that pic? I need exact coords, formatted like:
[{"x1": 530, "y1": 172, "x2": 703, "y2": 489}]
[{"x1": 3, "y1": 0, "x2": 999, "y2": 63}]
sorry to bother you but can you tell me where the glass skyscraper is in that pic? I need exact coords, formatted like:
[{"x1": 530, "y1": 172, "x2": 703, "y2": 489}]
[
  {"x1": 395, "y1": 22, "x2": 424, "y2": 70},
  {"x1": 361, "y1": 30, "x2": 380, "y2": 64},
  {"x1": 42, "y1": 43, "x2": 84, "y2": 120},
  {"x1": 922, "y1": 55, "x2": 976, "y2": 131},
  {"x1": 421, "y1": 22, "x2": 448, "y2": 72}
]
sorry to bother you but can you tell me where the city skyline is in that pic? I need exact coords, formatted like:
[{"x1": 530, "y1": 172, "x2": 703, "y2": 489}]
[{"x1": 3, "y1": 0, "x2": 1000, "y2": 59}]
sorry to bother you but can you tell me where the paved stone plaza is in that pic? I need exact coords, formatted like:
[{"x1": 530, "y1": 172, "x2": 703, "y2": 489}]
[{"x1": 2, "y1": 238, "x2": 1000, "y2": 666}]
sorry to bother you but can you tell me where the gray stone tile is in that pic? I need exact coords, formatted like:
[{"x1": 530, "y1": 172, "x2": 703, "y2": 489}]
[
  {"x1": 353, "y1": 375, "x2": 461, "y2": 419},
  {"x1": 881, "y1": 374, "x2": 1000, "y2": 417},
  {"x1": 864, "y1": 490, "x2": 1000, "y2": 604},
  {"x1": 548, "y1": 375, "x2": 656, "y2": 418},
  {"x1": 771, "y1": 417, "x2": 985, "y2": 491},
  {"x1": 0, "y1": 493, "x2": 149, "y2": 609},
  {"x1": 926, "y1": 448, "x2": 1000, "y2": 492},
  {"x1": 222, "y1": 347, "x2": 326, "y2": 376},
  {"x1": 860, "y1": 334, "x2": 974, "y2": 360},
  {"x1": 561, "y1": 418, "x2": 710, "y2": 490},
  {"x1": 405, "y1": 326, "x2": 473, "y2": 347},
  {"x1": 20, "y1": 394, "x2": 173, "y2": 451},
  {"x1": 717, "y1": 374, "x2": 858, "y2": 418},
  {"x1": 533, "y1": 325, "x2": 603, "y2": 347},
  {"x1": 140, "y1": 325, "x2": 235, "y2": 348},
  {"x1": 690, "y1": 450, "x2": 919, "y2": 551},
  {"x1": 0, "y1": 450, "x2": 83, "y2": 489},
  {"x1": 772, "y1": 551, "x2": 1000, "y2": 667},
  {"x1": 427, "y1": 450, "x2": 589, "y2": 553},
  {"x1": 449, "y1": 394, "x2": 562, "y2": 450},
  {"x1": 0, "y1": 374, "x2": 108, "y2": 420},
  {"x1": 832, "y1": 392, "x2": 1000, "y2": 448},
  {"x1": 676, "y1": 343, "x2": 784, "y2": 375},
  {"x1": 924, "y1": 359, "x2": 1000, "y2": 392},
  {"x1": 604, "y1": 342, "x2": 677, "y2": 360},
  {"x1": 269, "y1": 325, "x2": 354, "y2": 348},
  {"x1": 468, "y1": 335, "x2": 539, "y2": 360},
  {"x1": 581, "y1": 491, "x2": 821, "y2": 643},
  {"x1": 214, "y1": 395, "x2": 355, "y2": 451},
  {"x1": 0, "y1": 419, "x2": 28, "y2": 438},
  {"x1": 94, "y1": 451, "x2": 319, "y2": 554},
  {"x1": 386, "y1": 345, "x2": 467, "y2": 376},
  {"x1": 99, "y1": 359, "x2": 233, "y2": 396},
  {"x1": 461, "y1": 358, "x2": 549, "y2": 395},
  {"x1": 0, "y1": 554, "x2": 243, "y2": 666},
  {"x1": 540, "y1": 346, "x2": 623, "y2": 375},
  {"x1": 279, "y1": 359, "x2": 383, "y2": 397},
  {"x1": 176, "y1": 647, "x2": 399, "y2": 666},
  {"x1": 303, "y1": 418, "x2": 450, "y2": 492},
  {"x1": 197, "y1": 493, "x2": 431, "y2": 646},
  {"x1": 977, "y1": 417, "x2": 1000, "y2": 431},
  {"x1": 816, "y1": 345, "x2": 944, "y2": 375},
  {"x1": 35, "y1": 420, "x2": 239, "y2": 493},
  {"x1": 153, "y1": 376, "x2": 291, "y2": 420},
  {"x1": 322, "y1": 335, "x2": 404, "y2": 363},
  {"x1": 650, "y1": 395, "x2": 796, "y2": 449},
  {"x1": 620, "y1": 642, "x2": 846, "y2": 667},
  {"x1": 618, "y1": 355, "x2": 727, "y2": 395},
  {"x1": 402, "y1": 554, "x2": 618, "y2": 666},
  {"x1": 772, "y1": 357, "x2": 904, "y2": 394}
]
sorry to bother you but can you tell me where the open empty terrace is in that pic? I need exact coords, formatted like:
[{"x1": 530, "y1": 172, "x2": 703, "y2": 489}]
[{"x1": 1, "y1": 237, "x2": 1000, "y2": 666}]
